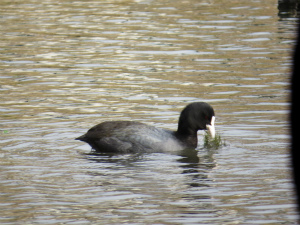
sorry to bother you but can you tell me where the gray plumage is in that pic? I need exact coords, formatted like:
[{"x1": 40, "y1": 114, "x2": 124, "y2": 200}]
[{"x1": 76, "y1": 102, "x2": 215, "y2": 153}]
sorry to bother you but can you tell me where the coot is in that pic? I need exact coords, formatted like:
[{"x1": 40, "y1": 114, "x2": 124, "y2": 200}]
[{"x1": 76, "y1": 102, "x2": 215, "y2": 153}]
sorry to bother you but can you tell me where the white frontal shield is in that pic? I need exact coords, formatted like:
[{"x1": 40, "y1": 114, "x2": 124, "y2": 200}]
[{"x1": 206, "y1": 116, "x2": 215, "y2": 138}]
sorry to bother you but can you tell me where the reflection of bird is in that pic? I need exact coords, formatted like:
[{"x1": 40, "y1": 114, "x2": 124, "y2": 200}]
[{"x1": 76, "y1": 102, "x2": 215, "y2": 153}]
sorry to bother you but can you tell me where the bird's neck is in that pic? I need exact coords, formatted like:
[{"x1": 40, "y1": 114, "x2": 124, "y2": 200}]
[{"x1": 174, "y1": 130, "x2": 198, "y2": 148}]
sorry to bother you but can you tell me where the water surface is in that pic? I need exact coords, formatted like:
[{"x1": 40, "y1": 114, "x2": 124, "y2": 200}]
[{"x1": 0, "y1": 0, "x2": 298, "y2": 224}]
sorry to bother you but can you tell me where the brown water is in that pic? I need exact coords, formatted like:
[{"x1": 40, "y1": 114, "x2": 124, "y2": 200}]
[{"x1": 0, "y1": 0, "x2": 298, "y2": 224}]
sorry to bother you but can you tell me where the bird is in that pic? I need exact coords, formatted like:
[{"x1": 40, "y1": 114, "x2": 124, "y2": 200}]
[{"x1": 76, "y1": 102, "x2": 215, "y2": 153}]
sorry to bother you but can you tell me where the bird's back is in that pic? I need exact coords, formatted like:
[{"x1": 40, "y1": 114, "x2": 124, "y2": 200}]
[{"x1": 76, "y1": 121, "x2": 185, "y2": 153}]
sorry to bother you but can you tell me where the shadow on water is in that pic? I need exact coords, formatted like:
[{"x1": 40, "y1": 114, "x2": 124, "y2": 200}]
[
  {"x1": 78, "y1": 148, "x2": 222, "y2": 222},
  {"x1": 83, "y1": 148, "x2": 215, "y2": 167},
  {"x1": 83, "y1": 151, "x2": 146, "y2": 166},
  {"x1": 278, "y1": 0, "x2": 300, "y2": 18},
  {"x1": 178, "y1": 148, "x2": 217, "y2": 187},
  {"x1": 82, "y1": 147, "x2": 217, "y2": 187}
]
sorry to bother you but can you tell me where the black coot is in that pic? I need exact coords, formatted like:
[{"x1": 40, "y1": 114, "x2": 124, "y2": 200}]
[{"x1": 76, "y1": 102, "x2": 215, "y2": 153}]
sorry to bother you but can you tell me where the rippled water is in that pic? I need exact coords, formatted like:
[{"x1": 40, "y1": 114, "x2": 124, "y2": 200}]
[{"x1": 0, "y1": 0, "x2": 299, "y2": 224}]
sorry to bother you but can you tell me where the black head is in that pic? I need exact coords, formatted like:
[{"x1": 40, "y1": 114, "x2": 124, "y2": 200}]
[{"x1": 177, "y1": 102, "x2": 215, "y2": 136}]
